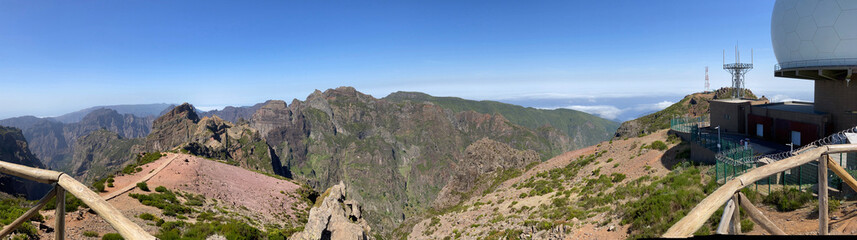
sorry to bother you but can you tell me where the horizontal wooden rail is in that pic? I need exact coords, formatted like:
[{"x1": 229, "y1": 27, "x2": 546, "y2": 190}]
[
  {"x1": 663, "y1": 144, "x2": 857, "y2": 237},
  {"x1": 0, "y1": 160, "x2": 155, "y2": 240},
  {"x1": 0, "y1": 160, "x2": 62, "y2": 184},
  {"x1": 56, "y1": 174, "x2": 154, "y2": 240}
]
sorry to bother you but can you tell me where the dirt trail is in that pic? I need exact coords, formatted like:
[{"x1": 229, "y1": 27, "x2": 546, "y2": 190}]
[
  {"x1": 102, "y1": 153, "x2": 178, "y2": 201},
  {"x1": 39, "y1": 153, "x2": 309, "y2": 239}
]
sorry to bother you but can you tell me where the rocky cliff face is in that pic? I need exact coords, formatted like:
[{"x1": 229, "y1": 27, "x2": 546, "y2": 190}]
[
  {"x1": 290, "y1": 182, "x2": 372, "y2": 240},
  {"x1": 432, "y1": 138, "x2": 539, "y2": 209},
  {"x1": 0, "y1": 126, "x2": 50, "y2": 199},
  {"x1": 68, "y1": 130, "x2": 143, "y2": 183},
  {"x1": 145, "y1": 103, "x2": 279, "y2": 175},
  {"x1": 253, "y1": 87, "x2": 570, "y2": 235},
  {"x1": 69, "y1": 108, "x2": 152, "y2": 139},
  {"x1": 0, "y1": 108, "x2": 153, "y2": 171},
  {"x1": 198, "y1": 101, "x2": 268, "y2": 123},
  {"x1": 146, "y1": 103, "x2": 200, "y2": 151}
]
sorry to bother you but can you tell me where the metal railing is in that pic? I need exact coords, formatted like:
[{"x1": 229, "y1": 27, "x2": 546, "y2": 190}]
[
  {"x1": 0, "y1": 160, "x2": 155, "y2": 240},
  {"x1": 775, "y1": 58, "x2": 857, "y2": 70}
]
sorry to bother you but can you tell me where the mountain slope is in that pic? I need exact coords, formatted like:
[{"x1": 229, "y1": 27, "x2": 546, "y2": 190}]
[
  {"x1": 407, "y1": 130, "x2": 693, "y2": 239},
  {"x1": 384, "y1": 91, "x2": 619, "y2": 149},
  {"x1": 0, "y1": 126, "x2": 51, "y2": 199},
  {"x1": 35, "y1": 153, "x2": 312, "y2": 239},
  {"x1": 253, "y1": 87, "x2": 572, "y2": 235},
  {"x1": 68, "y1": 130, "x2": 143, "y2": 184},
  {"x1": 614, "y1": 87, "x2": 760, "y2": 138}
]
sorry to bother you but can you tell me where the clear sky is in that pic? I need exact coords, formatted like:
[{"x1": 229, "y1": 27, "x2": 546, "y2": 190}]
[{"x1": 0, "y1": 0, "x2": 809, "y2": 119}]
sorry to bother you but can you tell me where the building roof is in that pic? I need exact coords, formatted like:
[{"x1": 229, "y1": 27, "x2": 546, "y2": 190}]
[{"x1": 754, "y1": 101, "x2": 822, "y2": 115}]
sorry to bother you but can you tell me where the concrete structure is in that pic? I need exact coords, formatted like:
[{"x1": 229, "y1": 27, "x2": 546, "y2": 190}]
[
  {"x1": 747, "y1": 101, "x2": 830, "y2": 146},
  {"x1": 710, "y1": 99, "x2": 767, "y2": 134}
]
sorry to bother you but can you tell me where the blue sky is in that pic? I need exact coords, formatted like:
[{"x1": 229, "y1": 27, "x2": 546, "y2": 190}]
[{"x1": 0, "y1": 0, "x2": 812, "y2": 120}]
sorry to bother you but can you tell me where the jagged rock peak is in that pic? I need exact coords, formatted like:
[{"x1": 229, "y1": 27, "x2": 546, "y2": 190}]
[
  {"x1": 80, "y1": 108, "x2": 120, "y2": 121},
  {"x1": 261, "y1": 99, "x2": 287, "y2": 109},
  {"x1": 250, "y1": 100, "x2": 291, "y2": 138},
  {"x1": 322, "y1": 86, "x2": 375, "y2": 100},
  {"x1": 165, "y1": 103, "x2": 200, "y2": 123},
  {"x1": 291, "y1": 182, "x2": 372, "y2": 240}
]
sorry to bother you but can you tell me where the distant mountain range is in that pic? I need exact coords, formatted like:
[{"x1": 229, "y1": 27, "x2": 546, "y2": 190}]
[
  {"x1": 0, "y1": 86, "x2": 619, "y2": 236},
  {"x1": 50, "y1": 103, "x2": 175, "y2": 123}
]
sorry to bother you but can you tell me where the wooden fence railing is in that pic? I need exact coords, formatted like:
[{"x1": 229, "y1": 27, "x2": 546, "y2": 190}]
[
  {"x1": 0, "y1": 160, "x2": 155, "y2": 240},
  {"x1": 664, "y1": 144, "x2": 857, "y2": 237}
]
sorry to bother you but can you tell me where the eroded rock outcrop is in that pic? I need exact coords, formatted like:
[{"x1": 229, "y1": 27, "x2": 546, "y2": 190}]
[
  {"x1": 432, "y1": 138, "x2": 539, "y2": 209},
  {"x1": 291, "y1": 182, "x2": 372, "y2": 240},
  {"x1": 0, "y1": 126, "x2": 51, "y2": 199}
]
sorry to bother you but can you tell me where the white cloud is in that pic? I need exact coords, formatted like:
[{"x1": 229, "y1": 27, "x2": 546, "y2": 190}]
[
  {"x1": 563, "y1": 105, "x2": 625, "y2": 120},
  {"x1": 548, "y1": 100, "x2": 675, "y2": 121},
  {"x1": 769, "y1": 94, "x2": 805, "y2": 103},
  {"x1": 634, "y1": 101, "x2": 674, "y2": 112},
  {"x1": 196, "y1": 106, "x2": 225, "y2": 112}
]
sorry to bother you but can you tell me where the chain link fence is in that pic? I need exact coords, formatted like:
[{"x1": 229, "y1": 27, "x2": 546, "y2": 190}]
[{"x1": 672, "y1": 117, "x2": 857, "y2": 196}]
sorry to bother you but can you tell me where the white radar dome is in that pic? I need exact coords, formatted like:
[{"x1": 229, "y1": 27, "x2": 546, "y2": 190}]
[{"x1": 772, "y1": 0, "x2": 857, "y2": 69}]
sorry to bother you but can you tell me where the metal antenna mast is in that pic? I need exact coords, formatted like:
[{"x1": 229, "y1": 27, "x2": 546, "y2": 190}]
[
  {"x1": 705, "y1": 66, "x2": 710, "y2": 91},
  {"x1": 723, "y1": 46, "x2": 753, "y2": 98}
]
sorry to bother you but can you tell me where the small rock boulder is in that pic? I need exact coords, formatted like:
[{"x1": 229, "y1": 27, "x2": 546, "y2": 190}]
[{"x1": 290, "y1": 182, "x2": 372, "y2": 240}]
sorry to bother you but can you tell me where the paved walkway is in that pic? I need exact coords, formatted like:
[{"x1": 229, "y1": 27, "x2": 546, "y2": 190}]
[{"x1": 103, "y1": 153, "x2": 177, "y2": 201}]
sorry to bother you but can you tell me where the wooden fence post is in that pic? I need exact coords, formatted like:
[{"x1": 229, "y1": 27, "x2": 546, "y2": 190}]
[
  {"x1": 716, "y1": 197, "x2": 736, "y2": 234},
  {"x1": 737, "y1": 192, "x2": 786, "y2": 235},
  {"x1": 819, "y1": 155, "x2": 828, "y2": 235},
  {"x1": 731, "y1": 194, "x2": 741, "y2": 234},
  {"x1": 55, "y1": 186, "x2": 65, "y2": 240}
]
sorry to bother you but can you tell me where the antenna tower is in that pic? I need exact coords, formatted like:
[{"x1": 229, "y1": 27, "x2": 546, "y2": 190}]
[
  {"x1": 705, "y1": 66, "x2": 710, "y2": 92},
  {"x1": 723, "y1": 46, "x2": 753, "y2": 98}
]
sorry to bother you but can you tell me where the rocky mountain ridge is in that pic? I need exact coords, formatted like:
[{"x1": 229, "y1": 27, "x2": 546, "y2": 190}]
[{"x1": 1, "y1": 86, "x2": 618, "y2": 237}]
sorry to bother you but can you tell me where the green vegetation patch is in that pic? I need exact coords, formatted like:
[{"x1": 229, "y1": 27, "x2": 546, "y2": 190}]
[
  {"x1": 619, "y1": 164, "x2": 716, "y2": 239},
  {"x1": 155, "y1": 220, "x2": 262, "y2": 240},
  {"x1": 123, "y1": 152, "x2": 163, "y2": 174},
  {"x1": 137, "y1": 182, "x2": 150, "y2": 192},
  {"x1": 83, "y1": 230, "x2": 100, "y2": 237},
  {"x1": 650, "y1": 140, "x2": 668, "y2": 151},
  {"x1": 0, "y1": 197, "x2": 42, "y2": 239},
  {"x1": 129, "y1": 189, "x2": 193, "y2": 217},
  {"x1": 101, "y1": 233, "x2": 124, "y2": 240},
  {"x1": 763, "y1": 188, "x2": 813, "y2": 212},
  {"x1": 44, "y1": 193, "x2": 88, "y2": 212}
]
